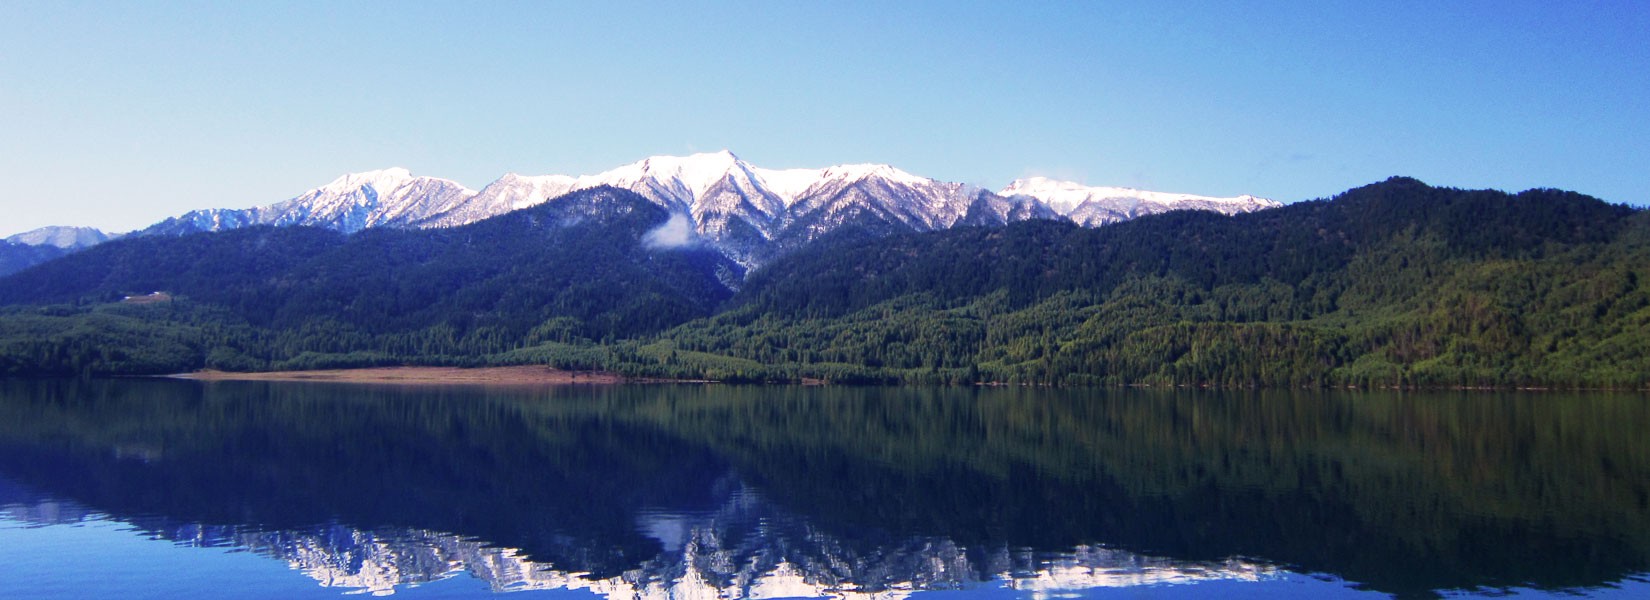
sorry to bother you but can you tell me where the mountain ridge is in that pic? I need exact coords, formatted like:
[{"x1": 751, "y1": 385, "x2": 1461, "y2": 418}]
[{"x1": 178, "y1": 152, "x2": 1278, "y2": 267}]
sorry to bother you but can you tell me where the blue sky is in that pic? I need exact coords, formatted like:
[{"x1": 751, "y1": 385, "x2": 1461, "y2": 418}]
[{"x1": 2, "y1": 1, "x2": 1646, "y2": 236}]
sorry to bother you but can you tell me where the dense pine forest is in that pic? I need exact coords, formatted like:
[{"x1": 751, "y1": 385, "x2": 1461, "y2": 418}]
[{"x1": 1, "y1": 178, "x2": 1645, "y2": 388}]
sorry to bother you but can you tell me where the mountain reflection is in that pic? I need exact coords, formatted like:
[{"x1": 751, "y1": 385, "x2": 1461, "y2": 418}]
[
  {"x1": 1, "y1": 476, "x2": 1274, "y2": 597},
  {"x1": 0, "y1": 379, "x2": 1646, "y2": 598}
]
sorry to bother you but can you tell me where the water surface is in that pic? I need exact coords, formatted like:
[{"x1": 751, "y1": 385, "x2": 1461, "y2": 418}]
[{"x1": 0, "y1": 379, "x2": 1646, "y2": 599}]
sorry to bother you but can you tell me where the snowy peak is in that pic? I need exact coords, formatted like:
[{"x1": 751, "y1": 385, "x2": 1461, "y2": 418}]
[
  {"x1": 293, "y1": 167, "x2": 474, "y2": 209},
  {"x1": 579, "y1": 153, "x2": 944, "y2": 213},
  {"x1": 316, "y1": 167, "x2": 416, "y2": 196},
  {"x1": 266, "y1": 168, "x2": 476, "y2": 233},
  {"x1": 771, "y1": 162, "x2": 983, "y2": 234},
  {"x1": 586, "y1": 150, "x2": 752, "y2": 208},
  {"x1": 746, "y1": 163, "x2": 935, "y2": 208}
]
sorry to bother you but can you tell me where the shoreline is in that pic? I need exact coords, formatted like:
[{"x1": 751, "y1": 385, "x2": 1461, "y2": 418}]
[
  {"x1": 168, "y1": 365, "x2": 680, "y2": 385},
  {"x1": 154, "y1": 366, "x2": 1646, "y2": 391}
]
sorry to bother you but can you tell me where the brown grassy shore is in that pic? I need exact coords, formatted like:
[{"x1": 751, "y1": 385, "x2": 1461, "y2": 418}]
[{"x1": 169, "y1": 365, "x2": 671, "y2": 385}]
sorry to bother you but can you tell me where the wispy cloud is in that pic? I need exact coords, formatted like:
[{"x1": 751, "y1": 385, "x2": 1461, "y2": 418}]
[{"x1": 643, "y1": 213, "x2": 698, "y2": 249}]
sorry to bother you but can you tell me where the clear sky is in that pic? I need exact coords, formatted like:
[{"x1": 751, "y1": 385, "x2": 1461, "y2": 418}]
[{"x1": 2, "y1": 1, "x2": 1646, "y2": 237}]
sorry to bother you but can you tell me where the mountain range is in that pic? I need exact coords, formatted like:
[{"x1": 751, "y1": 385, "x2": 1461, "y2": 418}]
[
  {"x1": 1, "y1": 175, "x2": 1644, "y2": 388},
  {"x1": 2, "y1": 151, "x2": 1278, "y2": 274}
]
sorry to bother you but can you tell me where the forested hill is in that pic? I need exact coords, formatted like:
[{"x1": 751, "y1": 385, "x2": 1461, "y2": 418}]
[
  {"x1": 1, "y1": 177, "x2": 1646, "y2": 388},
  {"x1": 661, "y1": 177, "x2": 1650, "y2": 387},
  {"x1": 0, "y1": 186, "x2": 737, "y2": 331}
]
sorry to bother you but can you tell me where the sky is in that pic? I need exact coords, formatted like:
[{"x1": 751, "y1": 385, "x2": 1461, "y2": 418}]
[{"x1": 1, "y1": 1, "x2": 1647, "y2": 237}]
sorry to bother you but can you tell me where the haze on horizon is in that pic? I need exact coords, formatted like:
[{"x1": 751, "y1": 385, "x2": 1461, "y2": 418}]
[{"x1": 1, "y1": 1, "x2": 1645, "y2": 237}]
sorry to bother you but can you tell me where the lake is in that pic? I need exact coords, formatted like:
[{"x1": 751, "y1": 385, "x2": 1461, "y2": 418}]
[{"x1": 0, "y1": 379, "x2": 1646, "y2": 599}]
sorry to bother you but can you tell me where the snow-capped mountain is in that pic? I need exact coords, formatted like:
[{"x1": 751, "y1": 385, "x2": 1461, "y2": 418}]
[
  {"x1": 5, "y1": 226, "x2": 112, "y2": 249},
  {"x1": 1, "y1": 226, "x2": 117, "y2": 276},
  {"x1": 130, "y1": 152, "x2": 1279, "y2": 267},
  {"x1": 1000, "y1": 177, "x2": 1281, "y2": 226}
]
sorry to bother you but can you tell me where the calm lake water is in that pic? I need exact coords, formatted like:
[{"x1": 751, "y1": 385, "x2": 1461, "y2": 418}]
[{"x1": 0, "y1": 379, "x2": 1646, "y2": 599}]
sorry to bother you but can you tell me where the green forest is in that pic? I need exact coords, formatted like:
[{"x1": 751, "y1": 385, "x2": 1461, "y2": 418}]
[{"x1": 1, "y1": 178, "x2": 1646, "y2": 388}]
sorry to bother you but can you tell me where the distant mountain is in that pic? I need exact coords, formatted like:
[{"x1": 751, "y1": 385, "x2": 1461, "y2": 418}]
[
  {"x1": 999, "y1": 177, "x2": 1281, "y2": 225},
  {"x1": 128, "y1": 152, "x2": 1278, "y2": 267},
  {"x1": 0, "y1": 226, "x2": 115, "y2": 276},
  {"x1": 139, "y1": 168, "x2": 475, "y2": 236},
  {"x1": 4, "y1": 226, "x2": 113, "y2": 249}
]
